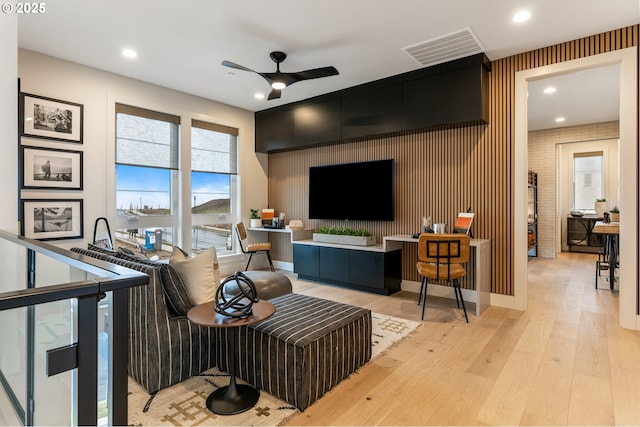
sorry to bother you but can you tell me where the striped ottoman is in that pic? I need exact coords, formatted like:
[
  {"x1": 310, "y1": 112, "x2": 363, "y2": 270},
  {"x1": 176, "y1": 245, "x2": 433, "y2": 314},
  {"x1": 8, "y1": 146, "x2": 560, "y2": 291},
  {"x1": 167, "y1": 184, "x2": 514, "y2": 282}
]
[{"x1": 217, "y1": 293, "x2": 372, "y2": 410}]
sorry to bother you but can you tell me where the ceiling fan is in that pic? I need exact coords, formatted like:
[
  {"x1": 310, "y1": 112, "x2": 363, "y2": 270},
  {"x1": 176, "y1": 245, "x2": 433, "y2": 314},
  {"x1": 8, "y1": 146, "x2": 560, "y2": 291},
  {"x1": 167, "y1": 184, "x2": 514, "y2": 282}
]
[{"x1": 221, "y1": 51, "x2": 339, "y2": 100}]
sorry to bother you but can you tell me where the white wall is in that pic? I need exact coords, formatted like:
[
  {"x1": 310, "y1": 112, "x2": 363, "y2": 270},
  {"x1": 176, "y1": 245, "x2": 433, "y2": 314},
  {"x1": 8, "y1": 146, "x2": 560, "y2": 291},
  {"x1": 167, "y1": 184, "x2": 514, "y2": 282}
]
[
  {"x1": 18, "y1": 50, "x2": 267, "y2": 258},
  {"x1": 0, "y1": 15, "x2": 18, "y2": 233}
]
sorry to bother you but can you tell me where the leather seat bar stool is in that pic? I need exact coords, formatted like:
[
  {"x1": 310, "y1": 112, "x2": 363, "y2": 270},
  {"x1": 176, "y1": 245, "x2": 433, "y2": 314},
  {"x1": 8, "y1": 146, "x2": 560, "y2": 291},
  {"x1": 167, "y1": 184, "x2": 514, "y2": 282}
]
[
  {"x1": 236, "y1": 222, "x2": 275, "y2": 272},
  {"x1": 416, "y1": 233, "x2": 470, "y2": 322}
]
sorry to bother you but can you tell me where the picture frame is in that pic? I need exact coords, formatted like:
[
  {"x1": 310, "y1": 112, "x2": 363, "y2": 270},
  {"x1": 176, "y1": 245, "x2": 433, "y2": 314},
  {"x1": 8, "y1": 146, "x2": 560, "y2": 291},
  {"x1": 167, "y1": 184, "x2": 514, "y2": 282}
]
[
  {"x1": 20, "y1": 93, "x2": 83, "y2": 143},
  {"x1": 21, "y1": 199, "x2": 84, "y2": 241},
  {"x1": 20, "y1": 146, "x2": 83, "y2": 190}
]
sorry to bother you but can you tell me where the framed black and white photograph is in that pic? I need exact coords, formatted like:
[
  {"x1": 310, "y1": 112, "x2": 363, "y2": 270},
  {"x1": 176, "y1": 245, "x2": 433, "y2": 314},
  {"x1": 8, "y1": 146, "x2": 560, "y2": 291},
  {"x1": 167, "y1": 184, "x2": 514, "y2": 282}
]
[
  {"x1": 21, "y1": 199, "x2": 83, "y2": 241},
  {"x1": 21, "y1": 146, "x2": 83, "y2": 190},
  {"x1": 20, "y1": 93, "x2": 83, "y2": 143}
]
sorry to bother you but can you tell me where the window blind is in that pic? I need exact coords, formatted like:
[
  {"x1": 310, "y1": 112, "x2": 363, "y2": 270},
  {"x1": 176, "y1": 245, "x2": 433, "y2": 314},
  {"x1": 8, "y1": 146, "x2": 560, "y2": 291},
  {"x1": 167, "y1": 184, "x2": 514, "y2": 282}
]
[
  {"x1": 115, "y1": 103, "x2": 180, "y2": 169},
  {"x1": 191, "y1": 119, "x2": 238, "y2": 175}
]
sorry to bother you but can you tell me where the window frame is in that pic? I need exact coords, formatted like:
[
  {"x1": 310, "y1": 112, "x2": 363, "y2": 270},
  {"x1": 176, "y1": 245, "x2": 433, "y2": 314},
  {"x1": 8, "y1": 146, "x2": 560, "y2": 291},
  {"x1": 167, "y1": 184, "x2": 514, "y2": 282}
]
[{"x1": 108, "y1": 101, "x2": 241, "y2": 257}]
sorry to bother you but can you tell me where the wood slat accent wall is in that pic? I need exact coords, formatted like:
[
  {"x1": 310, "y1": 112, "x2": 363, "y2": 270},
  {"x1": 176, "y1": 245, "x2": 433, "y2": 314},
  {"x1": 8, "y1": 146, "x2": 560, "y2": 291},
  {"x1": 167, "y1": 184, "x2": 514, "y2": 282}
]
[{"x1": 268, "y1": 26, "x2": 638, "y2": 296}]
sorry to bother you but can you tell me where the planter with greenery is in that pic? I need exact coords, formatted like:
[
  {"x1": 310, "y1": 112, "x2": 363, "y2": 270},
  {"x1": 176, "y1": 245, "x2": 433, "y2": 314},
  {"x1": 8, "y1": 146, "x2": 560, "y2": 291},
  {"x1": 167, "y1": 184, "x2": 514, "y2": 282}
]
[
  {"x1": 250, "y1": 208, "x2": 262, "y2": 228},
  {"x1": 594, "y1": 198, "x2": 607, "y2": 218},
  {"x1": 313, "y1": 226, "x2": 376, "y2": 246},
  {"x1": 609, "y1": 206, "x2": 620, "y2": 222}
]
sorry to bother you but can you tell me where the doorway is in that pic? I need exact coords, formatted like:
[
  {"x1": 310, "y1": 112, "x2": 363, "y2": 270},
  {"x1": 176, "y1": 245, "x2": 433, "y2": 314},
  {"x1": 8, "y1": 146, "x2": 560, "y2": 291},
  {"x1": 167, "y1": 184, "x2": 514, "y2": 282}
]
[{"x1": 514, "y1": 48, "x2": 638, "y2": 330}]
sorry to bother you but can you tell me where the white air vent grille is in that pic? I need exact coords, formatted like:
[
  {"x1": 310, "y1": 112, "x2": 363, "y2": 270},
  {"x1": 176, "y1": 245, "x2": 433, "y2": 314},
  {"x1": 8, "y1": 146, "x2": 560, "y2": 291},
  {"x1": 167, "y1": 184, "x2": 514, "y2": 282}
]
[{"x1": 402, "y1": 27, "x2": 484, "y2": 67}]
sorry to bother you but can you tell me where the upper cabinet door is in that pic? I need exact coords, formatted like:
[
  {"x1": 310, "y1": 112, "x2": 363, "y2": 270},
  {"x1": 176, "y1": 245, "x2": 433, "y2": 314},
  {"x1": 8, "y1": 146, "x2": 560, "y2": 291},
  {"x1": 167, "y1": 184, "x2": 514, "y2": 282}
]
[
  {"x1": 402, "y1": 65, "x2": 488, "y2": 130},
  {"x1": 293, "y1": 99, "x2": 341, "y2": 146},
  {"x1": 341, "y1": 84, "x2": 402, "y2": 140},
  {"x1": 255, "y1": 109, "x2": 294, "y2": 153}
]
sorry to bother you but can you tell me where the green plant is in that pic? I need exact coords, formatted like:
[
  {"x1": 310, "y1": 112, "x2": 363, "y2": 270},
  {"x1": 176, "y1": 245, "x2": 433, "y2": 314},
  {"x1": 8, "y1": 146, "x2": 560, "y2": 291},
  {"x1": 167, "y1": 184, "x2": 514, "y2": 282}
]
[
  {"x1": 595, "y1": 198, "x2": 607, "y2": 202},
  {"x1": 610, "y1": 206, "x2": 619, "y2": 213},
  {"x1": 316, "y1": 226, "x2": 370, "y2": 236},
  {"x1": 250, "y1": 208, "x2": 260, "y2": 219}
]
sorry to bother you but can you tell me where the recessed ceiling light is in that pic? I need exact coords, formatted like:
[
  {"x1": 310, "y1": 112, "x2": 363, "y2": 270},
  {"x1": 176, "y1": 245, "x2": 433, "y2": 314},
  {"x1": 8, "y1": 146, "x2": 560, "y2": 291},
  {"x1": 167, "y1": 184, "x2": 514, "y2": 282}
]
[
  {"x1": 254, "y1": 93, "x2": 265, "y2": 100},
  {"x1": 555, "y1": 117, "x2": 566, "y2": 123},
  {"x1": 513, "y1": 10, "x2": 531, "y2": 23},
  {"x1": 271, "y1": 82, "x2": 286, "y2": 90},
  {"x1": 122, "y1": 48, "x2": 137, "y2": 59},
  {"x1": 543, "y1": 87, "x2": 556, "y2": 94}
]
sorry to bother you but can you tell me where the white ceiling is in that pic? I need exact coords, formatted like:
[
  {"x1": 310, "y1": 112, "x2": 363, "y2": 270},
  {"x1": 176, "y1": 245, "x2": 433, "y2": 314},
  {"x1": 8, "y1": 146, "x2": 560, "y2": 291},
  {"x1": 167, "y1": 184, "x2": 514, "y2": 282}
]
[{"x1": 17, "y1": 0, "x2": 639, "y2": 130}]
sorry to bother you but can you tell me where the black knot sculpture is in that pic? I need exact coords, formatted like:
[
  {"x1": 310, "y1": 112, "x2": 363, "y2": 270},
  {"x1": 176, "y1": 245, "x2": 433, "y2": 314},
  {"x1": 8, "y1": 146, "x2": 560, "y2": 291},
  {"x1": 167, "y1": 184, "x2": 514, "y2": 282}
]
[{"x1": 214, "y1": 271, "x2": 259, "y2": 318}]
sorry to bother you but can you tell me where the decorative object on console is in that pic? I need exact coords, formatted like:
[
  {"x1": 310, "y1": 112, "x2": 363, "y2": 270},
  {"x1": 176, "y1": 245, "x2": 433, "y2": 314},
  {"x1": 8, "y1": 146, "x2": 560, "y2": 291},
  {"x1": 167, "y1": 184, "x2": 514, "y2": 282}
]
[
  {"x1": 313, "y1": 226, "x2": 376, "y2": 246},
  {"x1": 569, "y1": 210, "x2": 584, "y2": 217},
  {"x1": 214, "y1": 271, "x2": 259, "y2": 318},
  {"x1": 261, "y1": 208, "x2": 274, "y2": 226},
  {"x1": 169, "y1": 246, "x2": 221, "y2": 305},
  {"x1": 454, "y1": 212, "x2": 474, "y2": 235},
  {"x1": 609, "y1": 206, "x2": 620, "y2": 222},
  {"x1": 287, "y1": 219, "x2": 304, "y2": 230},
  {"x1": 433, "y1": 223, "x2": 448, "y2": 234},
  {"x1": 594, "y1": 198, "x2": 607, "y2": 218},
  {"x1": 250, "y1": 208, "x2": 261, "y2": 228}
]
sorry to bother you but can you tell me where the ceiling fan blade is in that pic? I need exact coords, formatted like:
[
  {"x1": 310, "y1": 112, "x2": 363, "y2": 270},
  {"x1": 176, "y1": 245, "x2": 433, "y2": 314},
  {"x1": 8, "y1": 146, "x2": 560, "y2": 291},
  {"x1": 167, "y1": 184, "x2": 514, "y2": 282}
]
[
  {"x1": 292, "y1": 66, "x2": 339, "y2": 82},
  {"x1": 261, "y1": 66, "x2": 339, "y2": 88},
  {"x1": 221, "y1": 60, "x2": 257, "y2": 74},
  {"x1": 267, "y1": 88, "x2": 282, "y2": 100}
]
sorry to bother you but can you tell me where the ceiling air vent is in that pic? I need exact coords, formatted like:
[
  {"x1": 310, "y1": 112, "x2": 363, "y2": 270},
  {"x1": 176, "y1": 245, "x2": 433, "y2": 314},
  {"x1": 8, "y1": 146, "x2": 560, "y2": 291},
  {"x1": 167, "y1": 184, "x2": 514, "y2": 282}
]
[{"x1": 402, "y1": 27, "x2": 484, "y2": 68}]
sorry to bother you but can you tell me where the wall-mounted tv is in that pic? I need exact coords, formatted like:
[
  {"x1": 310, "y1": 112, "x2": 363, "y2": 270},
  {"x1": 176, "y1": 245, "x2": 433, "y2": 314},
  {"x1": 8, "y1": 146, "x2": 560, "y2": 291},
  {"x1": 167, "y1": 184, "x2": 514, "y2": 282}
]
[{"x1": 309, "y1": 159, "x2": 394, "y2": 221}]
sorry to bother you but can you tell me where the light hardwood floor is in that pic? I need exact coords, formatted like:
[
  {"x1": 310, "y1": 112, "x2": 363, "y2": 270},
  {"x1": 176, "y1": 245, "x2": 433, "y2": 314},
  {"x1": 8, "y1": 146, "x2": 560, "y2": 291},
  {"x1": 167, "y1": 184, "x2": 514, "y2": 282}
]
[{"x1": 286, "y1": 252, "x2": 640, "y2": 426}]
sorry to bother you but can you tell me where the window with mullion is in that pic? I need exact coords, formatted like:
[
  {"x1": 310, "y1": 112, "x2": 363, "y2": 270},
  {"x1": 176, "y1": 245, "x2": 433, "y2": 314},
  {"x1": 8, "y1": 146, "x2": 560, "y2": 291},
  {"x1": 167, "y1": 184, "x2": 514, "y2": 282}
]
[
  {"x1": 190, "y1": 120, "x2": 238, "y2": 255},
  {"x1": 114, "y1": 104, "x2": 180, "y2": 257}
]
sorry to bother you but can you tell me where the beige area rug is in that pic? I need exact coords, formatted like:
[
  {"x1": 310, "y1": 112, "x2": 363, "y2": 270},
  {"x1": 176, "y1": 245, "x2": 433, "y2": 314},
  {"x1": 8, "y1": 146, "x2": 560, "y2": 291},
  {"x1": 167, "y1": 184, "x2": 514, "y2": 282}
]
[{"x1": 128, "y1": 312, "x2": 420, "y2": 426}]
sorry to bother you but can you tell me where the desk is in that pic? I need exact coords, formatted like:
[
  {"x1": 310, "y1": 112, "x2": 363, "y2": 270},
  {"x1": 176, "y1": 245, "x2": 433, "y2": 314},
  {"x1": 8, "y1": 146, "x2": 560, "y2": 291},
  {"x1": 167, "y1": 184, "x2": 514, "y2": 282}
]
[
  {"x1": 592, "y1": 221, "x2": 619, "y2": 290},
  {"x1": 248, "y1": 226, "x2": 314, "y2": 241},
  {"x1": 383, "y1": 234, "x2": 491, "y2": 316},
  {"x1": 187, "y1": 300, "x2": 275, "y2": 415},
  {"x1": 248, "y1": 227, "x2": 314, "y2": 270}
]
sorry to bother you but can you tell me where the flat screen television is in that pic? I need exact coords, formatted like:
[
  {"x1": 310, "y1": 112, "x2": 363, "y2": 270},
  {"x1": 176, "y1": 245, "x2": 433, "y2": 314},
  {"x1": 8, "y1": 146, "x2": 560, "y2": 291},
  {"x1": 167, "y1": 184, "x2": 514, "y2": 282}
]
[{"x1": 309, "y1": 159, "x2": 394, "y2": 221}]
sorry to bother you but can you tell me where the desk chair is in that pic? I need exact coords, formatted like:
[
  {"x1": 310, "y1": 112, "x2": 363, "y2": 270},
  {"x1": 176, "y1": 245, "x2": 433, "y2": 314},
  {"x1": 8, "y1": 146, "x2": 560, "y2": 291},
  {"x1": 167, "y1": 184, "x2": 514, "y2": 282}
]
[
  {"x1": 416, "y1": 233, "x2": 470, "y2": 322},
  {"x1": 236, "y1": 222, "x2": 275, "y2": 272}
]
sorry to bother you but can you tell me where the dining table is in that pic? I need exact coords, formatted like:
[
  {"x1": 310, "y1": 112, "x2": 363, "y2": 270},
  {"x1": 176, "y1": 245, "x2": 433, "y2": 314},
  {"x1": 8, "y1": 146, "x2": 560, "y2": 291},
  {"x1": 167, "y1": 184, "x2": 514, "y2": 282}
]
[{"x1": 592, "y1": 221, "x2": 619, "y2": 290}]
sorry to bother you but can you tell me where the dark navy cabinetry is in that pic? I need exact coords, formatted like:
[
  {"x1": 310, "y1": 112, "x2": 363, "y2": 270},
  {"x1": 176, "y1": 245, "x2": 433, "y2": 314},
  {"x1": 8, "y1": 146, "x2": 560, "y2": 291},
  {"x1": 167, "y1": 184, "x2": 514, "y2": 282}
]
[{"x1": 293, "y1": 243, "x2": 401, "y2": 295}]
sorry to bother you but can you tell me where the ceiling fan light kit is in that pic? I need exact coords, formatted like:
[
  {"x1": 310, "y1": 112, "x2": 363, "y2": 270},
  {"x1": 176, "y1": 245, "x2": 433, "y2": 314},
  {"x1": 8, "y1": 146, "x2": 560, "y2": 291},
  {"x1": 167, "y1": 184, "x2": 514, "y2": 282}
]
[{"x1": 221, "y1": 51, "x2": 339, "y2": 100}]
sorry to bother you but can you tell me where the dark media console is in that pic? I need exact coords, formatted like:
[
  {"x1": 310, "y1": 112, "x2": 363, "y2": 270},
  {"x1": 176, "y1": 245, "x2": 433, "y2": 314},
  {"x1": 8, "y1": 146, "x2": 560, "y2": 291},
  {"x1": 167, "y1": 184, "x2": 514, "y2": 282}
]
[{"x1": 292, "y1": 240, "x2": 401, "y2": 295}]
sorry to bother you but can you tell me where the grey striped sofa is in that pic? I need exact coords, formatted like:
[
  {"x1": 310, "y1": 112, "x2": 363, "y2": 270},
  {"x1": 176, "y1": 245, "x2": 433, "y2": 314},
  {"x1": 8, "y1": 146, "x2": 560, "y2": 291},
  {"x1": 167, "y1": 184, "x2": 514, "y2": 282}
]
[
  {"x1": 71, "y1": 246, "x2": 218, "y2": 394},
  {"x1": 218, "y1": 293, "x2": 372, "y2": 410}
]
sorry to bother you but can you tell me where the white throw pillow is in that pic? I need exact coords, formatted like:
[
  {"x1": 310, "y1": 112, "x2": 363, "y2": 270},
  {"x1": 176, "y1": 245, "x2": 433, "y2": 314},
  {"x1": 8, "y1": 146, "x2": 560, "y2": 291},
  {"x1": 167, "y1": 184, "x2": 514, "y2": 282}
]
[{"x1": 169, "y1": 246, "x2": 220, "y2": 305}]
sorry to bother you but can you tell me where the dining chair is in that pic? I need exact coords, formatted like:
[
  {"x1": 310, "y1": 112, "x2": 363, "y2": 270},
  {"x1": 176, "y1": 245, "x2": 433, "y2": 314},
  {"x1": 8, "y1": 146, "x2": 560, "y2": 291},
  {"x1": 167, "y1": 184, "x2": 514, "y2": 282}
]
[
  {"x1": 595, "y1": 238, "x2": 609, "y2": 288},
  {"x1": 416, "y1": 233, "x2": 470, "y2": 322},
  {"x1": 236, "y1": 222, "x2": 275, "y2": 272}
]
